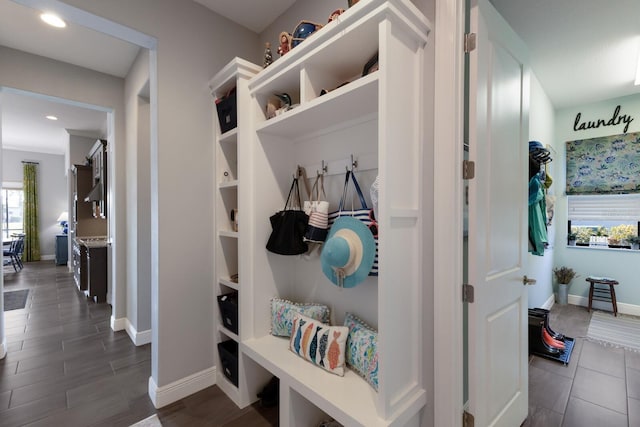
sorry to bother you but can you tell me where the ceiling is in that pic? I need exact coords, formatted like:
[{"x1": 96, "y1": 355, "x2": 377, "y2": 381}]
[{"x1": 1, "y1": 0, "x2": 640, "y2": 155}]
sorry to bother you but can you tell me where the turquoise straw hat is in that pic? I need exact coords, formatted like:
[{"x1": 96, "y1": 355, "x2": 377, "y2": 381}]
[{"x1": 321, "y1": 216, "x2": 375, "y2": 288}]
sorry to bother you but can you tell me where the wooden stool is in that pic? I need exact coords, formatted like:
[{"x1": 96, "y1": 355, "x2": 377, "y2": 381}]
[{"x1": 586, "y1": 276, "x2": 619, "y2": 316}]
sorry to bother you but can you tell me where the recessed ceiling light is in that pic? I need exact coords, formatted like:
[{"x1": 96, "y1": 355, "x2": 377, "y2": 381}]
[
  {"x1": 40, "y1": 13, "x2": 66, "y2": 28},
  {"x1": 46, "y1": 115, "x2": 58, "y2": 121}
]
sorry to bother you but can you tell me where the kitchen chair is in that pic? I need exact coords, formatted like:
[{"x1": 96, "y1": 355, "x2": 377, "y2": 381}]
[{"x1": 4, "y1": 233, "x2": 25, "y2": 271}]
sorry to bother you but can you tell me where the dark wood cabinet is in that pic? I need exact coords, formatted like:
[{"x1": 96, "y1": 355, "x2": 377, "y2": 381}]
[{"x1": 86, "y1": 245, "x2": 107, "y2": 303}]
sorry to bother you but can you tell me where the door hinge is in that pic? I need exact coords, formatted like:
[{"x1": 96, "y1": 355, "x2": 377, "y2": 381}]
[
  {"x1": 464, "y1": 33, "x2": 477, "y2": 53},
  {"x1": 463, "y1": 160, "x2": 475, "y2": 179},
  {"x1": 463, "y1": 284, "x2": 474, "y2": 303},
  {"x1": 463, "y1": 410, "x2": 475, "y2": 427}
]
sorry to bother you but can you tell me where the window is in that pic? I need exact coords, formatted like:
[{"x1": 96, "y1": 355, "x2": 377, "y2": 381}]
[
  {"x1": 1, "y1": 186, "x2": 24, "y2": 240},
  {"x1": 568, "y1": 194, "x2": 640, "y2": 247}
]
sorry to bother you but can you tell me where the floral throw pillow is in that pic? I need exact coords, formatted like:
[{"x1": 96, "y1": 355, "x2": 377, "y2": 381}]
[
  {"x1": 344, "y1": 312, "x2": 379, "y2": 390},
  {"x1": 289, "y1": 312, "x2": 348, "y2": 376},
  {"x1": 270, "y1": 298, "x2": 330, "y2": 337}
]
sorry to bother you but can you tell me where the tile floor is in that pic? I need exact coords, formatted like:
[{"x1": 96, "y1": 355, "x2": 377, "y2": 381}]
[
  {"x1": 524, "y1": 303, "x2": 640, "y2": 427},
  {"x1": 0, "y1": 261, "x2": 278, "y2": 427}
]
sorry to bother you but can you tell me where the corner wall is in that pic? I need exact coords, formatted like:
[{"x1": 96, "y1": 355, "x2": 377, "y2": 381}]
[
  {"x1": 56, "y1": 0, "x2": 260, "y2": 401},
  {"x1": 554, "y1": 93, "x2": 640, "y2": 309},
  {"x1": 527, "y1": 73, "x2": 556, "y2": 308}
]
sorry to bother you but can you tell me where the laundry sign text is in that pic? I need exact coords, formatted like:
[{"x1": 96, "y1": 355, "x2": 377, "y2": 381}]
[{"x1": 573, "y1": 105, "x2": 634, "y2": 134}]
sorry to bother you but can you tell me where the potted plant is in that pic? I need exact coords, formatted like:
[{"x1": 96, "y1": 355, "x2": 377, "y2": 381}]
[
  {"x1": 567, "y1": 232, "x2": 577, "y2": 246},
  {"x1": 553, "y1": 266, "x2": 578, "y2": 305},
  {"x1": 608, "y1": 224, "x2": 635, "y2": 248},
  {"x1": 628, "y1": 236, "x2": 640, "y2": 250}
]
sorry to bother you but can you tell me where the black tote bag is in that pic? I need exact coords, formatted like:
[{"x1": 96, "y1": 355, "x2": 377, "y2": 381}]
[{"x1": 266, "y1": 177, "x2": 309, "y2": 255}]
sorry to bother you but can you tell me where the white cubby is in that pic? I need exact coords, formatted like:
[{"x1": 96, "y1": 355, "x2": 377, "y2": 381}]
[{"x1": 210, "y1": 1, "x2": 431, "y2": 424}]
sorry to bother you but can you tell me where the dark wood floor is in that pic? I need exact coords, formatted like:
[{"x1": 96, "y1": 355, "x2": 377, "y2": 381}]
[{"x1": 1, "y1": 261, "x2": 277, "y2": 427}]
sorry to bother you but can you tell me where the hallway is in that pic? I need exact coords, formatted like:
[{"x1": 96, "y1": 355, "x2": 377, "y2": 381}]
[
  {"x1": 0, "y1": 261, "x2": 277, "y2": 426},
  {"x1": 525, "y1": 304, "x2": 640, "y2": 427}
]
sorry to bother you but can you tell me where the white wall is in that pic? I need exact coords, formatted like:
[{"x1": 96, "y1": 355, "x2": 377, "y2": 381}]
[
  {"x1": 554, "y1": 93, "x2": 640, "y2": 308},
  {"x1": 527, "y1": 73, "x2": 556, "y2": 308},
  {"x1": 2, "y1": 149, "x2": 67, "y2": 258}
]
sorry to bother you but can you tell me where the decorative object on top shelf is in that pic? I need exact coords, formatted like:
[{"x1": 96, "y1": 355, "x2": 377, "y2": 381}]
[
  {"x1": 362, "y1": 51, "x2": 379, "y2": 76},
  {"x1": 266, "y1": 93, "x2": 293, "y2": 119},
  {"x1": 277, "y1": 32, "x2": 291, "y2": 56},
  {"x1": 328, "y1": 9, "x2": 345, "y2": 22},
  {"x1": 215, "y1": 88, "x2": 237, "y2": 133},
  {"x1": 321, "y1": 216, "x2": 375, "y2": 288},
  {"x1": 291, "y1": 21, "x2": 323, "y2": 49},
  {"x1": 266, "y1": 177, "x2": 309, "y2": 255},
  {"x1": 56, "y1": 211, "x2": 69, "y2": 234},
  {"x1": 263, "y1": 42, "x2": 273, "y2": 68}
]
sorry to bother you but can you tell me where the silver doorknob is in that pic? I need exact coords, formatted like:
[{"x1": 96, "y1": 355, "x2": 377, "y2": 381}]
[{"x1": 523, "y1": 275, "x2": 537, "y2": 285}]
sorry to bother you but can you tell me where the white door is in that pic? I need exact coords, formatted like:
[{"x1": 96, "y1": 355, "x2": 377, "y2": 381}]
[{"x1": 467, "y1": 0, "x2": 530, "y2": 425}]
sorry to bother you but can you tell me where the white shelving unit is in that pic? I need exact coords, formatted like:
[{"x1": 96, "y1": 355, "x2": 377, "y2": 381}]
[
  {"x1": 209, "y1": 58, "x2": 262, "y2": 407},
  {"x1": 210, "y1": 1, "x2": 431, "y2": 424}
]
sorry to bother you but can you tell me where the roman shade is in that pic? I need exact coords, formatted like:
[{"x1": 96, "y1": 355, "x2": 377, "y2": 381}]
[{"x1": 565, "y1": 131, "x2": 640, "y2": 195}]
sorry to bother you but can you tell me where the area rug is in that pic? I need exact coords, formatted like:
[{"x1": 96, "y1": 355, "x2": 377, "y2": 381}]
[
  {"x1": 586, "y1": 310, "x2": 640, "y2": 352},
  {"x1": 3, "y1": 289, "x2": 29, "y2": 311},
  {"x1": 129, "y1": 414, "x2": 162, "y2": 427}
]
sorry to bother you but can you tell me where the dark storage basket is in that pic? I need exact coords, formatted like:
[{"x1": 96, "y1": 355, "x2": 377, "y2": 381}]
[
  {"x1": 217, "y1": 340, "x2": 239, "y2": 386},
  {"x1": 217, "y1": 292, "x2": 238, "y2": 334},
  {"x1": 215, "y1": 88, "x2": 237, "y2": 133}
]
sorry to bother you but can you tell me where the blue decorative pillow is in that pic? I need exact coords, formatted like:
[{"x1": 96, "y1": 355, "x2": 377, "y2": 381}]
[
  {"x1": 289, "y1": 312, "x2": 348, "y2": 376},
  {"x1": 270, "y1": 298, "x2": 330, "y2": 337},
  {"x1": 344, "y1": 312, "x2": 379, "y2": 390}
]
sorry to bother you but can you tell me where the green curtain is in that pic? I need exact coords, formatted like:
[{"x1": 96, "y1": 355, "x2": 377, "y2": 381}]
[
  {"x1": 23, "y1": 162, "x2": 40, "y2": 261},
  {"x1": 566, "y1": 131, "x2": 640, "y2": 195}
]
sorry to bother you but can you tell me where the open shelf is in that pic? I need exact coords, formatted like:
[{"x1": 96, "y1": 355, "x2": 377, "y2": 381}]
[
  {"x1": 243, "y1": 335, "x2": 384, "y2": 427},
  {"x1": 219, "y1": 180, "x2": 239, "y2": 189},
  {"x1": 218, "y1": 230, "x2": 239, "y2": 238},
  {"x1": 255, "y1": 73, "x2": 379, "y2": 140},
  {"x1": 219, "y1": 277, "x2": 239, "y2": 291}
]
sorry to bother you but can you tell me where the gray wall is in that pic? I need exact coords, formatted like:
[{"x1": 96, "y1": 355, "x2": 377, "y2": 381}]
[
  {"x1": 0, "y1": 44, "x2": 127, "y2": 320},
  {"x1": 2, "y1": 149, "x2": 66, "y2": 258},
  {"x1": 125, "y1": 48, "x2": 152, "y2": 336},
  {"x1": 56, "y1": 0, "x2": 260, "y2": 389}
]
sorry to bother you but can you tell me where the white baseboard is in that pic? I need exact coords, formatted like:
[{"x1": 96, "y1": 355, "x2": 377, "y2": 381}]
[
  {"x1": 148, "y1": 366, "x2": 216, "y2": 408},
  {"x1": 0, "y1": 338, "x2": 6, "y2": 359},
  {"x1": 568, "y1": 295, "x2": 640, "y2": 317},
  {"x1": 111, "y1": 316, "x2": 127, "y2": 331},
  {"x1": 540, "y1": 294, "x2": 555, "y2": 310},
  {"x1": 111, "y1": 316, "x2": 151, "y2": 346},
  {"x1": 125, "y1": 320, "x2": 152, "y2": 346}
]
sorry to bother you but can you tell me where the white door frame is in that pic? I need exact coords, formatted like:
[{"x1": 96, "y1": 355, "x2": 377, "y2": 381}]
[{"x1": 433, "y1": 0, "x2": 466, "y2": 425}]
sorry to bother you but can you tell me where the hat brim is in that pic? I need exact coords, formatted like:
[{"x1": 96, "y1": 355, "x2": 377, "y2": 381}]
[{"x1": 321, "y1": 216, "x2": 375, "y2": 288}]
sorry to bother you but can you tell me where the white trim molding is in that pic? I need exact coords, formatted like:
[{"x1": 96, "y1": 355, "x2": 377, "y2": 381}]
[
  {"x1": 568, "y1": 295, "x2": 640, "y2": 317},
  {"x1": 148, "y1": 366, "x2": 216, "y2": 408},
  {"x1": 111, "y1": 316, "x2": 152, "y2": 346},
  {"x1": 540, "y1": 294, "x2": 555, "y2": 310},
  {"x1": 111, "y1": 316, "x2": 127, "y2": 331},
  {"x1": 125, "y1": 320, "x2": 151, "y2": 346}
]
